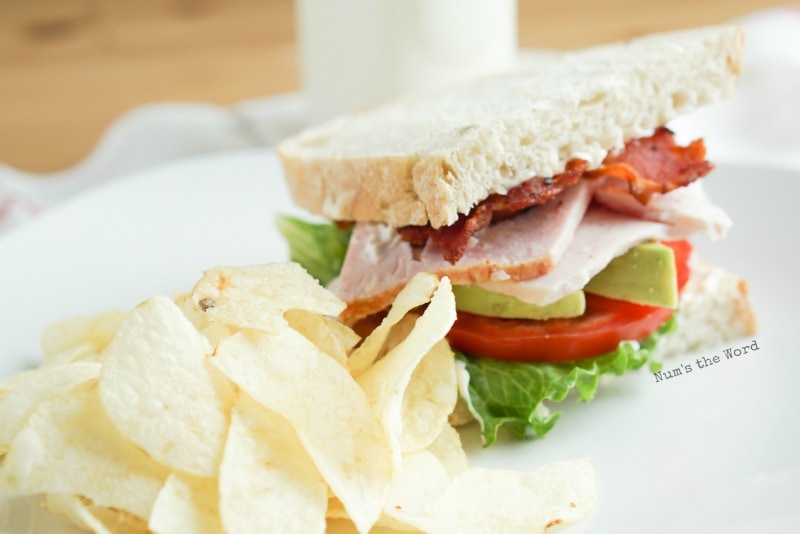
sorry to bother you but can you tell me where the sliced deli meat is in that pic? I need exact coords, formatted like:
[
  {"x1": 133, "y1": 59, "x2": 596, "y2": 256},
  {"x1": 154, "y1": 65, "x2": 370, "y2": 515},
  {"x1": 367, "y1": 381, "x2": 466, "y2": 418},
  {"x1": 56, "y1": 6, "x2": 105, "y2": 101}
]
[
  {"x1": 472, "y1": 180, "x2": 731, "y2": 306},
  {"x1": 332, "y1": 182, "x2": 593, "y2": 323},
  {"x1": 593, "y1": 181, "x2": 731, "y2": 239},
  {"x1": 332, "y1": 172, "x2": 731, "y2": 323},
  {"x1": 477, "y1": 206, "x2": 690, "y2": 306}
]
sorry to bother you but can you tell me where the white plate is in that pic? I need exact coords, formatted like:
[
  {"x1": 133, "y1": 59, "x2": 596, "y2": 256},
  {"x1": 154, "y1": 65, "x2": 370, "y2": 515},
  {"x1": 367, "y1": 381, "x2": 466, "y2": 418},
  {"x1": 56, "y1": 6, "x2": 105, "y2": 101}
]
[{"x1": 1, "y1": 148, "x2": 798, "y2": 532}]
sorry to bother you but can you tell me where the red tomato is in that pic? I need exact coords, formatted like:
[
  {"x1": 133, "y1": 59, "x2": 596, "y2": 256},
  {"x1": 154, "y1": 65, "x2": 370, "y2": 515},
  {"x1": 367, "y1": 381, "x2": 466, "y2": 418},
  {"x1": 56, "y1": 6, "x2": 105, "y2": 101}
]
[{"x1": 447, "y1": 240, "x2": 692, "y2": 363}]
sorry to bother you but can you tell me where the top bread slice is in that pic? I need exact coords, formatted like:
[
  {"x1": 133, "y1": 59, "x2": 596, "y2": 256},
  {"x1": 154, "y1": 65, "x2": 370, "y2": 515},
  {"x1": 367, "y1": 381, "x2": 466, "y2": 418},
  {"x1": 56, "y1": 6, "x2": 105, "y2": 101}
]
[{"x1": 278, "y1": 25, "x2": 744, "y2": 230}]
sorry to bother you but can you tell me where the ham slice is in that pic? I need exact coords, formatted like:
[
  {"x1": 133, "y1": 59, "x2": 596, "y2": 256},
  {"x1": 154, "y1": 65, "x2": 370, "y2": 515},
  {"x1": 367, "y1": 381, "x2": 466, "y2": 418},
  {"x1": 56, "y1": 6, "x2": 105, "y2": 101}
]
[
  {"x1": 331, "y1": 181, "x2": 593, "y2": 323},
  {"x1": 477, "y1": 206, "x2": 690, "y2": 306},
  {"x1": 593, "y1": 181, "x2": 731, "y2": 239}
]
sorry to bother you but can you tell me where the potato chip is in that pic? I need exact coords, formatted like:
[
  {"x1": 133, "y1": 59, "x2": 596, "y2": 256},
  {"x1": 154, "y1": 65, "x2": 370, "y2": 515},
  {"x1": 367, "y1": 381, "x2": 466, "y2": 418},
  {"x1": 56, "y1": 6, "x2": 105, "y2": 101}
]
[
  {"x1": 328, "y1": 518, "x2": 406, "y2": 534},
  {"x1": 449, "y1": 358, "x2": 478, "y2": 427},
  {"x1": 357, "y1": 277, "x2": 456, "y2": 466},
  {"x1": 174, "y1": 292, "x2": 233, "y2": 347},
  {"x1": 379, "y1": 313, "x2": 417, "y2": 354},
  {"x1": 41, "y1": 310, "x2": 128, "y2": 363},
  {"x1": 173, "y1": 291, "x2": 206, "y2": 328},
  {"x1": 326, "y1": 496, "x2": 349, "y2": 520},
  {"x1": 387, "y1": 459, "x2": 596, "y2": 533},
  {"x1": 380, "y1": 448, "x2": 452, "y2": 530},
  {"x1": 212, "y1": 328, "x2": 392, "y2": 534},
  {"x1": 378, "y1": 425, "x2": 466, "y2": 530},
  {"x1": 148, "y1": 473, "x2": 222, "y2": 534},
  {"x1": 424, "y1": 423, "x2": 468, "y2": 479},
  {"x1": 43, "y1": 342, "x2": 100, "y2": 366},
  {"x1": 328, "y1": 516, "x2": 411, "y2": 534},
  {"x1": 3, "y1": 260, "x2": 598, "y2": 534},
  {"x1": 219, "y1": 393, "x2": 327, "y2": 533},
  {"x1": 45, "y1": 494, "x2": 149, "y2": 534},
  {"x1": 98, "y1": 295, "x2": 233, "y2": 477},
  {"x1": 198, "y1": 321, "x2": 233, "y2": 348},
  {"x1": 326, "y1": 518, "x2": 357, "y2": 533},
  {"x1": 0, "y1": 369, "x2": 36, "y2": 402},
  {"x1": 0, "y1": 361, "x2": 100, "y2": 455},
  {"x1": 400, "y1": 339, "x2": 458, "y2": 454},
  {"x1": 285, "y1": 308, "x2": 360, "y2": 368},
  {"x1": 45, "y1": 494, "x2": 112, "y2": 534},
  {"x1": 0, "y1": 381, "x2": 170, "y2": 519},
  {"x1": 191, "y1": 263, "x2": 344, "y2": 332},
  {"x1": 348, "y1": 272, "x2": 440, "y2": 376}
]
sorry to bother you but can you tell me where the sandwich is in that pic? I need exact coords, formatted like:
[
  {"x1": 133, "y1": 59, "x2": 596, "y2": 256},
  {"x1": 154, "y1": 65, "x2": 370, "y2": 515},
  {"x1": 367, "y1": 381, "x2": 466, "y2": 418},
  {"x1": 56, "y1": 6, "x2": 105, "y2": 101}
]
[{"x1": 276, "y1": 25, "x2": 757, "y2": 445}]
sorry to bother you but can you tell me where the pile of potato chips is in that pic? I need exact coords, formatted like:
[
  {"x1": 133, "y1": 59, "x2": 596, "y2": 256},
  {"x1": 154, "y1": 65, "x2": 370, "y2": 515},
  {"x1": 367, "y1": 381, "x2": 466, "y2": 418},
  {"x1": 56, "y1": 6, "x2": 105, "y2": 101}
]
[{"x1": 0, "y1": 263, "x2": 595, "y2": 533}]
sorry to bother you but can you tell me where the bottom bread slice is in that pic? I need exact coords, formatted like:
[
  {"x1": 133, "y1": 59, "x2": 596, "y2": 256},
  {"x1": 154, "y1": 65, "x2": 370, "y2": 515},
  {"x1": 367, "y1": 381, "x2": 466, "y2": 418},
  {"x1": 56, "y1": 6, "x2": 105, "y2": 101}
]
[
  {"x1": 448, "y1": 259, "x2": 757, "y2": 428},
  {"x1": 651, "y1": 259, "x2": 757, "y2": 359}
]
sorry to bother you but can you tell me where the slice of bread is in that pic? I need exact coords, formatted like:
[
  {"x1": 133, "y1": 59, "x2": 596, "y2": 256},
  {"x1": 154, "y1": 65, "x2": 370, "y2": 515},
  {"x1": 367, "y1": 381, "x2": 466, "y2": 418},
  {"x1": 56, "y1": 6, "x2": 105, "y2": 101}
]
[
  {"x1": 278, "y1": 25, "x2": 744, "y2": 229},
  {"x1": 448, "y1": 259, "x2": 758, "y2": 427},
  {"x1": 650, "y1": 259, "x2": 757, "y2": 360}
]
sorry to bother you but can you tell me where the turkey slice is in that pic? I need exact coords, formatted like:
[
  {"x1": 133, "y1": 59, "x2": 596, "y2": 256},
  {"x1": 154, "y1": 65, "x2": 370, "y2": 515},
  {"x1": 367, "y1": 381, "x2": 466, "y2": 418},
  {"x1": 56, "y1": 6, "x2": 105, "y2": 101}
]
[
  {"x1": 331, "y1": 182, "x2": 592, "y2": 323},
  {"x1": 477, "y1": 206, "x2": 693, "y2": 306}
]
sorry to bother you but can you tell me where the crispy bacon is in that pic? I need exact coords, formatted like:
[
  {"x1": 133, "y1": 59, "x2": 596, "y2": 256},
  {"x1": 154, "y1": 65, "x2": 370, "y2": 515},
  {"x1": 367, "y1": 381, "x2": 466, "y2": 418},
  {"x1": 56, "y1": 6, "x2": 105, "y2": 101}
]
[
  {"x1": 399, "y1": 159, "x2": 589, "y2": 264},
  {"x1": 586, "y1": 127, "x2": 713, "y2": 204},
  {"x1": 399, "y1": 128, "x2": 711, "y2": 264}
]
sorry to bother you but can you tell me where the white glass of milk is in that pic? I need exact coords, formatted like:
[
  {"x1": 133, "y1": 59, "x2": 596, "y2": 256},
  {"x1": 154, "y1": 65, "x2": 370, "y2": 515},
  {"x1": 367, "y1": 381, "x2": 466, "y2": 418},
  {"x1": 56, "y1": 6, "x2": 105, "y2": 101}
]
[{"x1": 296, "y1": 0, "x2": 518, "y2": 123}]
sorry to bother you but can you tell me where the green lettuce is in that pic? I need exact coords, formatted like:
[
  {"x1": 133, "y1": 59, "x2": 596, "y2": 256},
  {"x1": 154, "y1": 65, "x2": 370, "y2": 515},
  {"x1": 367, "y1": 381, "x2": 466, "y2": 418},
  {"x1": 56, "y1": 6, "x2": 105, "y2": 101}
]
[
  {"x1": 457, "y1": 316, "x2": 674, "y2": 446},
  {"x1": 276, "y1": 216, "x2": 351, "y2": 286}
]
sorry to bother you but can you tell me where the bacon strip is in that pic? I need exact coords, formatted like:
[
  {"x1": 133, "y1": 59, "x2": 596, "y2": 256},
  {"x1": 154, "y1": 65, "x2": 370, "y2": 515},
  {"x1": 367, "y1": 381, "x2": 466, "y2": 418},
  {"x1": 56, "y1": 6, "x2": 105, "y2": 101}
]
[
  {"x1": 586, "y1": 127, "x2": 713, "y2": 204},
  {"x1": 399, "y1": 159, "x2": 589, "y2": 264}
]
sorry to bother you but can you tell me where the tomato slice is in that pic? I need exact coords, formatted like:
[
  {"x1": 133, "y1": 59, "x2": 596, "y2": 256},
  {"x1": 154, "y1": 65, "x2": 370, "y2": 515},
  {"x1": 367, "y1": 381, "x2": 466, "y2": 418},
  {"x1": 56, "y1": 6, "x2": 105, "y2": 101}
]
[{"x1": 447, "y1": 239, "x2": 692, "y2": 363}]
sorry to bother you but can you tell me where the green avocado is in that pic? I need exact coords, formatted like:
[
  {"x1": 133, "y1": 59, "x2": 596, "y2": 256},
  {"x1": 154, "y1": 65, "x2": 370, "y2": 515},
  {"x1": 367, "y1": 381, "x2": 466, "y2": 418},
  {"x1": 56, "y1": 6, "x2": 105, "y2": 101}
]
[
  {"x1": 453, "y1": 241, "x2": 678, "y2": 320},
  {"x1": 453, "y1": 285, "x2": 586, "y2": 320},
  {"x1": 584, "y1": 241, "x2": 678, "y2": 308}
]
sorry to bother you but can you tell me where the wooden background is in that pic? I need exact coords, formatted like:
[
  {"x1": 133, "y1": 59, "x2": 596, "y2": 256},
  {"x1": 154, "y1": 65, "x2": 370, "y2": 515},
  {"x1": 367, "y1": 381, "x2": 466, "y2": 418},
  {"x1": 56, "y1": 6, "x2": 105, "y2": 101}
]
[{"x1": 0, "y1": 0, "x2": 789, "y2": 172}]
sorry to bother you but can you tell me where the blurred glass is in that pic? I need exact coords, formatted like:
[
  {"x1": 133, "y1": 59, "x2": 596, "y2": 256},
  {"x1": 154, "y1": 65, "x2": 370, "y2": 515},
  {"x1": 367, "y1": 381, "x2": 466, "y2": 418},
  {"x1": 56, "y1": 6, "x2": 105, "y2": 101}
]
[{"x1": 296, "y1": 0, "x2": 518, "y2": 123}]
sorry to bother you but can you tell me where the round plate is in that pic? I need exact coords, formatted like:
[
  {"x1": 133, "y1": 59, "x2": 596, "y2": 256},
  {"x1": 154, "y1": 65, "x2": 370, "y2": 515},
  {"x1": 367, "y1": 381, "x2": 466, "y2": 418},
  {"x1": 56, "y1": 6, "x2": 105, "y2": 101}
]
[{"x1": 1, "y1": 149, "x2": 798, "y2": 532}]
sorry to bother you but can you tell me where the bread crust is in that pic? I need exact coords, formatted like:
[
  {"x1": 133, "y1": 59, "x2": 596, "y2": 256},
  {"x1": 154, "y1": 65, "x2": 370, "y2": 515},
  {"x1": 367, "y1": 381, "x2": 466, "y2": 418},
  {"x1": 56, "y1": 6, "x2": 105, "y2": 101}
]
[{"x1": 279, "y1": 25, "x2": 744, "y2": 229}]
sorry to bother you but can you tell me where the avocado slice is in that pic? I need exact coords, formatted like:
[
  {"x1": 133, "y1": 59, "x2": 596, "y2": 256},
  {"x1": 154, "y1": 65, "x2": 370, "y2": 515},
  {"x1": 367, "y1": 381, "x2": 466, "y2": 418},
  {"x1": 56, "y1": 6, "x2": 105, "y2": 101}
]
[
  {"x1": 584, "y1": 241, "x2": 678, "y2": 308},
  {"x1": 453, "y1": 285, "x2": 586, "y2": 320},
  {"x1": 453, "y1": 241, "x2": 679, "y2": 320}
]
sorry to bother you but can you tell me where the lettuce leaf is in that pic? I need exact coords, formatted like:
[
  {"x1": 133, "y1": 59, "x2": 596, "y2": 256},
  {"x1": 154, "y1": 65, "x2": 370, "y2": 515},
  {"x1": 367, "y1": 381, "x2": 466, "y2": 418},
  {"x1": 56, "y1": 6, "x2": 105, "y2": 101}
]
[
  {"x1": 276, "y1": 216, "x2": 351, "y2": 286},
  {"x1": 457, "y1": 316, "x2": 675, "y2": 446}
]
